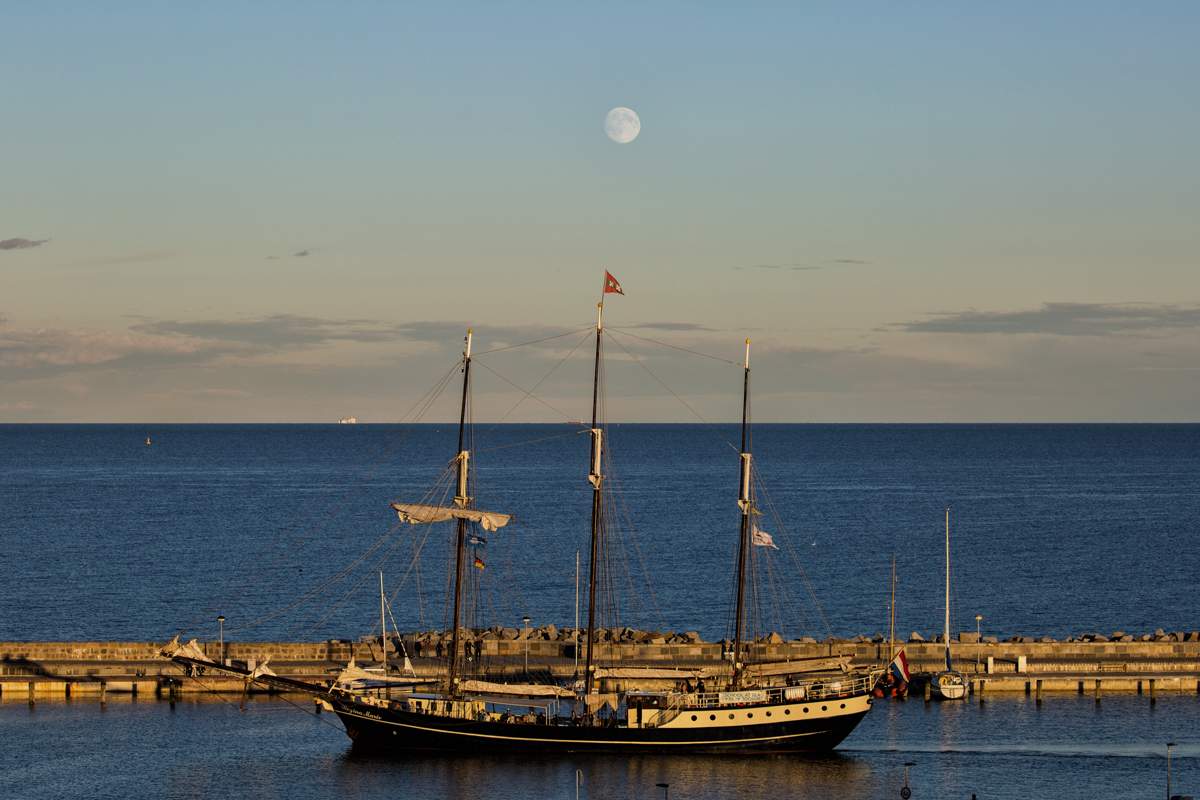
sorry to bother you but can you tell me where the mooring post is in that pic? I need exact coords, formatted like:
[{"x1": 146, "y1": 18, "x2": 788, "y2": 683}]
[
  {"x1": 27, "y1": 681, "x2": 34, "y2": 708},
  {"x1": 924, "y1": 680, "x2": 931, "y2": 702},
  {"x1": 1077, "y1": 680, "x2": 1084, "y2": 694},
  {"x1": 100, "y1": 680, "x2": 106, "y2": 709},
  {"x1": 1150, "y1": 679, "x2": 1156, "y2": 704},
  {"x1": 1137, "y1": 680, "x2": 1143, "y2": 694},
  {"x1": 1025, "y1": 680, "x2": 1030, "y2": 695},
  {"x1": 1036, "y1": 679, "x2": 1043, "y2": 704},
  {"x1": 979, "y1": 679, "x2": 986, "y2": 703},
  {"x1": 1095, "y1": 679, "x2": 1102, "y2": 703}
]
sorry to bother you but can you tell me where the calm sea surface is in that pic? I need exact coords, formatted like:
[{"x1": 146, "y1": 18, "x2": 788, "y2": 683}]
[
  {"x1": 2, "y1": 423, "x2": 1199, "y2": 643},
  {"x1": 2, "y1": 424, "x2": 1198, "y2": 798},
  {"x1": 1, "y1": 693, "x2": 1196, "y2": 800}
]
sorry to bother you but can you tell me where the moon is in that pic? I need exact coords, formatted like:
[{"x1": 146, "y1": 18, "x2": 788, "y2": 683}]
[{"x1": 605, "y1": 107, "x2": 640, "y2": 143}]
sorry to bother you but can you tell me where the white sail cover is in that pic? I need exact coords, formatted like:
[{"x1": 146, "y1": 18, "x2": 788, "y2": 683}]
[
  {"x1": 335, "y1": 662, "x2": 425, "y2": 685},
  {"x1": 162, "y1": 636, "x2": 208, "y2": 662},
  {"x1": 594, "y1": 667, "x2": 718, "y2": 679},
  {"x1": 460, "y1": 680, "x2": 574, "y2": 698},
  {"x1": 391, "y1": 503, "x2": 514, "y2": 532},
  {"x1": 745, "y1": 657, "x2": 851, "y2": 676}
]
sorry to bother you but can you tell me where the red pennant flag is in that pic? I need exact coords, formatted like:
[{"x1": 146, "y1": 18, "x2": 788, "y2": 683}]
[{"x1": 603, "y1": 271, "x2": 624, "y2": 295}]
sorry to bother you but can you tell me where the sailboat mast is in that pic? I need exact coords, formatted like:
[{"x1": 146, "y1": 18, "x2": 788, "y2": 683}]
[
  {"x1": 889, "y1": 555, "x2": 897, "y2": 661},
  {"x1": 584, "y1": 303, "x2": 604, "y2": 700},
  {"x1": 944, "y1": 507, "x2": 951, "y2": 671},
  {"x1": 380, "y1": 571, "x2": 387, "y2": 672},
  {"x1": 447, "y1": 329, "x2": 473, "y2": 697},
  {"x1": 732, "y1": 340, "x2": 751, "y2": 690}
]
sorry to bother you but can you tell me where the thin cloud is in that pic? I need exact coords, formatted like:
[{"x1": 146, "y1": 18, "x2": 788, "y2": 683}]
[
  {"x1": 0, "y1": 237, "x2": 49, "y2": 250},
  {"x1": 127, "y1": 316, "x2": 582, "y2": 351},
  {"x1": 899, "y1": 303, "x2": 1200, "y2": 336},
  {"x1": 168, "y1": 388, "x2": 254, "y2": 397},
  {"x1": 624, "y1": 322, "x2": 717, "y2": 332},
  {"x1": 0, "y1": 327, "x2": 225, "y2": 369},
  {"x1": 58, "y1": 251, "x2": 175, "y2": 268},
  {"x1": 734, "y1": 259, "x2": 870, "y2": 271},
  {"x1": 734, "y1": 262, "x2": 817, "y2": 271},
  {"x1": 131, "y1": 315, "x2": 403, "y2": 346},
  {"x1": 294, "y1": 250, "x2": 309, "y2": 257}
]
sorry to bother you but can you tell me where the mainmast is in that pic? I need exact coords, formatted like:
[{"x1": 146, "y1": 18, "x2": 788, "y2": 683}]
[
  {"x1": 583, "y1": 304, "x2": 604, "y2": 700},
  {"x1": 731, "y1": 339, "x2": 751, "y2": 690},
  {"x1": 447, "y1": 329, "x2": 473, "y2": 697}
]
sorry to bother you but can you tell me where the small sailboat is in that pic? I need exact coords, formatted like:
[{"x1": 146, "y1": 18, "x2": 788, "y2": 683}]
[{"x1": 930, "y1": 508, "x2": 966, "y2": 700}]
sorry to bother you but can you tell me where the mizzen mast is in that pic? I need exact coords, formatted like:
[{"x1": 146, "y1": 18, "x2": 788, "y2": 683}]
[
  {"x1": 731, "y1": 339, "x2": 751, "y2": 690},
  {"x1": 446, "y1": 329, "x2": 473, "y2": 697}
]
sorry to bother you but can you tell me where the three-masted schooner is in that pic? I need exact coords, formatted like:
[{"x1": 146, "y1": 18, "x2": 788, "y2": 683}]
[{"x1": 164, "y1": 288, "x2": 879, "y2": 753}]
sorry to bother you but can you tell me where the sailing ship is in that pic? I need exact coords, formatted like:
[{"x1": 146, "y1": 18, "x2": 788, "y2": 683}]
[
  {"x1": 164, "y1": 287, "x2": 880, "y2": 753},
  {"x1": 930, "y1": 508, "x2": 966, "y2": 700}
]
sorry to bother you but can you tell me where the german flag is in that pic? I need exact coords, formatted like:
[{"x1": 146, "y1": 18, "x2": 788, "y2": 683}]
[{"x1": 474, "y1": 556, "x2": 485, "y2": 569}]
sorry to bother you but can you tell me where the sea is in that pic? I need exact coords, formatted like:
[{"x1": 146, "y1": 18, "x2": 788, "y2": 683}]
[{"x1": 2, "y1": 423, "x2": 1198, "y2": 799}]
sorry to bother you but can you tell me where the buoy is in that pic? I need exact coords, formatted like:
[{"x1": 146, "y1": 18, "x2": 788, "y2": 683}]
[{"x1": 146, "y1": 437, "x2": 151, "y2": 445}]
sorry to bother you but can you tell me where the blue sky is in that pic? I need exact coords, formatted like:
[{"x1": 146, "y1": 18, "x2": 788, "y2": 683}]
[{"x1": 2, "y1": 2, "x2": 1198, "y2": 422}]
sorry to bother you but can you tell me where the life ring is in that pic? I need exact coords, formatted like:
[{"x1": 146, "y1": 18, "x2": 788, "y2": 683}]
[{"x1": 900, "y1": 787, "x2": 911, "y2": 799}]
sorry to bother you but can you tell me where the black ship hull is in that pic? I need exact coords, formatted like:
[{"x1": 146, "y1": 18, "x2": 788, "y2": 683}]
[{"x1": 330, "y1": 697, "x2": 871, "y2": 754}]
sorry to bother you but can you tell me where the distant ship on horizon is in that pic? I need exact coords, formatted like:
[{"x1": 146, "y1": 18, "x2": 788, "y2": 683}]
[{"x1": 339, "y1": 417, "x2": 356, "y2": 424}]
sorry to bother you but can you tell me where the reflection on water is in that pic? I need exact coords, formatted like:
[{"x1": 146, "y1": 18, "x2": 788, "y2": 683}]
[
  {"x1": 338, "y1": 747, "x2": 873, "y2": 800},
  {"x1": 1, "y1": 693, "x2": 1196, "y2": 800}
]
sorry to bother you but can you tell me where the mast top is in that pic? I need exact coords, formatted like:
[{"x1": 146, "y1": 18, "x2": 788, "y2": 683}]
[
  {"x1": 597, "y1": 302, "x2": 603, "y2": 330},
  {"x1": 745, "y1": 339, "x2": 750, "y2": 369}
]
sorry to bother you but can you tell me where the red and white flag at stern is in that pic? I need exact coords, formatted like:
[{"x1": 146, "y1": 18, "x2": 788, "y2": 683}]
[{"x1": 603, "y1": 271, "x2": 624, "y2": 295}]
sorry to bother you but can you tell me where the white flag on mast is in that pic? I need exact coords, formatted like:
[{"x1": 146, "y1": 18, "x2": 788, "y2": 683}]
[{"x1": 752, "y1": 524, "x2": 779, "y2": 549}]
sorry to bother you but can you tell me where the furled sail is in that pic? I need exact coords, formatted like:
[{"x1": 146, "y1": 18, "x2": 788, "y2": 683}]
[
  {"x1": 745, "y1": 657, "x2": 852, "y2": 676},
  {"x1": 390, "y1": 503, "x2": 514, "y2": 532},
  {"x1": 460, "y1": 680, "x2": 575, "y2": 698},
  {"x1": 594, "y1": 667, "x2": 719, "y2": 679}
]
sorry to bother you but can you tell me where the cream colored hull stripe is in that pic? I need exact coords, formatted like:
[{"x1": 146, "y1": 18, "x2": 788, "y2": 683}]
[{"x1": 339, "y1": 701, "x2": 868, "y2": 747}]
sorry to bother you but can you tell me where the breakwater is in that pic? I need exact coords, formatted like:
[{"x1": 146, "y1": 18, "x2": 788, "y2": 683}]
[{"x1": 4, "y1": 632, "x2": 1200, "y2": 698}]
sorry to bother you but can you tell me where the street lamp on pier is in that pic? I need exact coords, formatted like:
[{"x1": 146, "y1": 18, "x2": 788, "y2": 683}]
[{"x1": 522, "y1": 616, "x2": 531, "y2": 676}]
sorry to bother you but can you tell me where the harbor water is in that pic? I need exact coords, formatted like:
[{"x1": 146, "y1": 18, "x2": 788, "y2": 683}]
[
  {"x1": 1, "y1": 691, "x2": 1197, "y2": 800},
  {"x1": 2, "y1": 423, "x2": 1198, "y2": 797}
]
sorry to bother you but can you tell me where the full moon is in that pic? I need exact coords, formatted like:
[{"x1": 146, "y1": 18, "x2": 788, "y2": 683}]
[{"x1": 604, "y1": 107, "x2": 640, "y2": 143}]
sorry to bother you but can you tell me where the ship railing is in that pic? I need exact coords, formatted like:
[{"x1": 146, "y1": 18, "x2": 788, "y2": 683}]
[{"x1": 683, "y1": 673, "x2": 876, "y2": 709}]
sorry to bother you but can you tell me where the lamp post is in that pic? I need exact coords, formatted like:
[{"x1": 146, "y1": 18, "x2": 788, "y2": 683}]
[
  {"x1": 522, "y1": 616, "x2": 531, "y2": 676},
  {"x1": 974, "y1": 614, "x2": 982, "y2": 670},
  {"x1": 656, "y1": 783, "x2": 669, "y2": 800},
  {"x1": 1167, "y1": 742, "x2": 1176, "y2": 800},
  {"x1": 217, "y1": 615, "x2": 226, "y2": 662}
]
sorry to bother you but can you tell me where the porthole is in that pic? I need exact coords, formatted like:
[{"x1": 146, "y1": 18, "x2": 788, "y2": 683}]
[
  {"x1": 840, "y1": 703, "x2": 846, "y2": 709},
  {"x1": 766, "y1": 711, "x2": 772, "y2": 717},
  {"x1": 821, "y1": 705, "x2": 827, "y2": 711},
  {"x1": 803, "y1": 707, "x2": 809, "y2": 713},
  {"x1": 747, "y1": 713, "x2": 753, "y2": 718},
  {"x1": 785, "y1": 709, "x2": 791, "y2": 715},
  {"x1": 710, "y1": 714, "x2": 716, "y2": 720},
  {"x1": 728, "y1": 713, "x2": 735, "y2": 719},
  {"x1": 691, "y1": 715, "x2": 697, "y2": 721}
]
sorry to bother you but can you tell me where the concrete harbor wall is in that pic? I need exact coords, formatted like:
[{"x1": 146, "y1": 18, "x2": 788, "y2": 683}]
[{"x1": 3, "y1": 622, "x2": 1198, "y2": 704}]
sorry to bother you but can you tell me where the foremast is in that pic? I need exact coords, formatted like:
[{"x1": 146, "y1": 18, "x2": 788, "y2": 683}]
[
  {"x1": 583, "y1": 303, "x2": 604, "y2": 699},
  {"x1": 447, "y1": 329, "x2": 473, "y2": 697},
  {"x1": 731, "y1": 339, "x2": 751, "y2": 689}
]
